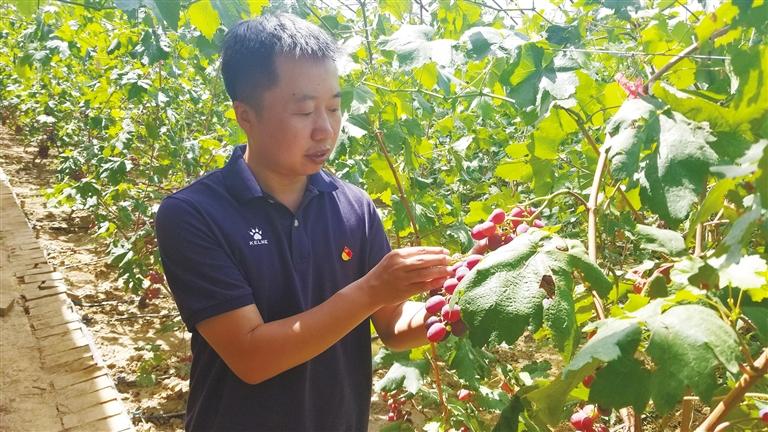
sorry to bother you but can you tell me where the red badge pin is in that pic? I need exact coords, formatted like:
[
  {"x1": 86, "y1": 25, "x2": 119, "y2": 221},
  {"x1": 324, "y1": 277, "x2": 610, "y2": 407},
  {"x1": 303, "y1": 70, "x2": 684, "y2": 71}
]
[{"x1": 341, "y1": 246, "x2": 353, "y2": 261}]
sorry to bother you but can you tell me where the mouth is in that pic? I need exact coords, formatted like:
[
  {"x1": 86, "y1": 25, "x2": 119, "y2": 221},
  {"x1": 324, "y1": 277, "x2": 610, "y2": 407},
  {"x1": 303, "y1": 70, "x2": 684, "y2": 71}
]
[{"x1": 305, "y1": 149, "x2": 331, "y2": 164}]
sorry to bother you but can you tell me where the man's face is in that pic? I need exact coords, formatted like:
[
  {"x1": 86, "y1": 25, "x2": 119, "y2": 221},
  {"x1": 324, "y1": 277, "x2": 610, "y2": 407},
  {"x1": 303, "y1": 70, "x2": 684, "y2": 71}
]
[{"x1": 241, "y1": 55, "x2": 342, "y2": 178}]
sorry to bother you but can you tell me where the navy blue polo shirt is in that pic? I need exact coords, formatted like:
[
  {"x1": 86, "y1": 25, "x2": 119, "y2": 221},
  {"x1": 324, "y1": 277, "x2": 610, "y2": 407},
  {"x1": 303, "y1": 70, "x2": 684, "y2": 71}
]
[{"x1": 155, "y1": 144, "x2": 391, "y2": 431}]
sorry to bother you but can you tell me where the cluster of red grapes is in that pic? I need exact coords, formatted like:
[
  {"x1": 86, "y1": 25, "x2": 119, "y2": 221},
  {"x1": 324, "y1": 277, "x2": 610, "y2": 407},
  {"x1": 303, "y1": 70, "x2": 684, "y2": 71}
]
[
  {"x1": 469, "y1": 206, "x2": 544, "y2": 254},
  {"x1": 424, "y1": 206, "x2": 546, "y2": 343},
  {"x1": 381, "y1": 391, "x2": 410, "y2": 422},
  {"x1": 570, "y1": 405, "x2": 609, "y2": 432},
  {"x1": 423, "y1": 252, "x2": 477, "y2": 342}
]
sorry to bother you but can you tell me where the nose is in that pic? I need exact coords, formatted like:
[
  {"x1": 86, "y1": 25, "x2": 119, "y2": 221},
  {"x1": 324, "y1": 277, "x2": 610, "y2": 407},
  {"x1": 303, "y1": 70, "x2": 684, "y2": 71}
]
[{"x1": 311, "y1": 111, "x2": 334, "y2": 142}]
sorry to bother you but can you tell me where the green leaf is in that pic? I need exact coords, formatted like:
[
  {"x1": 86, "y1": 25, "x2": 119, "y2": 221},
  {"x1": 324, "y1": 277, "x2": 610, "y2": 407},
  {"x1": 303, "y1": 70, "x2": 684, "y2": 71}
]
[
  {"x1": 530, "y1": 109, "x2": 577, "y2": 160},
  {"x1": 527, "y1": 319, "x2": 643, "y2": 425},
  {"x1": 717, "y1": 200, "x2": 763, "y2": 265},
  {"x1": 373, "y1": 347, "x2": 412, "y2": 370},
  {"x1": 379, "y1": 0, "x2": 412, "y2": 20},
  {"x1": 603, "y1": 97, "x2": 661, "y2": 181},
  {"x1": 379, "y1": 25, "x2": 437, "y2": 68},
  {"x1": 449, "y1": 339, "x2": 490, "y2": 386},
  {"x1": 341, "y1": 84, "x2": 375, "y2": 115},
  {"x1": 246, "y1": 0, "x2": 268, "y2": 16},
  {"x1": 646, "y1": 305, "x2": 741, "y2": 414},
  {"x1": 459, "y1": 27, "x2": 514, "y2": 59},
  {"x1": 458, "y1": 230, "x2": 607, "y2": 356},
  {"x1": 710, "y1": 254, "x2": 768, "y2": 291},
  {"x1": 146, "y1": 0, "x2": 181, "y2": 29},
  {"x1": 374, "y1": 360, "x2": 430, "y2": 394},
  {"x1": 589, "y1": 357, "x2": 651, "y2": 413},
  {"x1": 15, "y1": 0, "x2": 39, "y2": 16},
  {"x1": 730, "y1": 46, "x2": 768, "y2": 134},
  {"x1": 740, "y1": 295, "x2": 768, "y2": 343},
  {"x1": 695, "y1": 2, "x2": 738, "y2": 41},
  {"x1": 710, "y1": 140, "x2": 767, "y2": 178},
  {"x1": 113, "y1": 0, "x2": 141, "y2": 13},
  {"x1": 653, "y1": 84, "x2": 740, "y2": 133},
  {"x1": 564, "y1": 318, "x2": 643, "y2": 376},
  {"x1": 670, "y1": 255, "x2": 719, "y2": 290},
  {"x1": 210, "y1": 0, "x2": 249, "y2": 29},
  {"x1": 188, "y1": 0, "x2": 221, "y2": 40},
  {"x1": 690, "y1": 178, "x2": 736, "y2": 231},
  {"x1": 634, "y1": 224, "x2": 686, "y2": 256},
  {"x1": 500, "y1": 42, "x2": 554, "y2": 115},
  {"x1": 640, "y1": 112, "x2": 718, "y2": 225},
  {"x1": 494, "y1": 160, "x2": 533, "y2": 182},
  {"x1": 545, "y1": 24, "x2": 581, "y2": 47},
  {"x1": 492, "y1": 396, "x2": 523, "y2": 432}
]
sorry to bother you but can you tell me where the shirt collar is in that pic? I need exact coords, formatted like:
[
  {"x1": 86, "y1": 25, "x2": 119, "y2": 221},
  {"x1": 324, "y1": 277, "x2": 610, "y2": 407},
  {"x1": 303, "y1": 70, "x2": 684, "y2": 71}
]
[{"x1": 223, "y1": 144, "x2": 338, "y2": 204}]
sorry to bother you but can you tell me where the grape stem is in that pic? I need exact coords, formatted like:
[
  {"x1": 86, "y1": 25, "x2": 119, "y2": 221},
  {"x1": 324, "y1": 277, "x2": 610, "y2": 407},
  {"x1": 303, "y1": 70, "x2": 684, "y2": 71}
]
[
  {"x1": 523, "y1": 189, "x2": 589, "y2": 218},
  {"x1": 695, "y1": 349, "x2": 768, "y2": 431},
  {"x1": 428, "y1": 342, "x2": 450, "y2": 422}
]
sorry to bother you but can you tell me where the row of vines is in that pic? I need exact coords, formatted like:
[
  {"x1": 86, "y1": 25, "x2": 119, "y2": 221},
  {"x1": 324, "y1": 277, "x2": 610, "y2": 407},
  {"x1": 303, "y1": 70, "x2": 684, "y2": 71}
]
[{"x1": 0, "y1": 0, "x2": 766, "y2": 430}]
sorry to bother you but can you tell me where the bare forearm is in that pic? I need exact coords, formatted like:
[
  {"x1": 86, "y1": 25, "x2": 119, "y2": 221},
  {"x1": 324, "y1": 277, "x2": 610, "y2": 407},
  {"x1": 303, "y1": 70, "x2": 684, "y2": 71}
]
[
  {"x1": 242, "y1": 280, "x2": 377, "y2": 384},
  {"x1": 379, "y1": 301, "x2": 430, "y2": 351}
]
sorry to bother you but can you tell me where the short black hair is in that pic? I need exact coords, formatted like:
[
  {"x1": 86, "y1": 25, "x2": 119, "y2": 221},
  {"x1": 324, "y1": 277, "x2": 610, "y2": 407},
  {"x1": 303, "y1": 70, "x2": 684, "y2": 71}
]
[{"x1": 221, "y1": 14, "x2": 338, "y2": 108}]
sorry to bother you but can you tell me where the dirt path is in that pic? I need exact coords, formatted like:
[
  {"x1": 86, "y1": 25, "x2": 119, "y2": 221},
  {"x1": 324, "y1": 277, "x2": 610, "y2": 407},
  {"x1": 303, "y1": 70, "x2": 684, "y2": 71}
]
[
  {"x1": 0, "y1": 228, "x2": 62, "y2": 432},
  {"x1": 0, "y1": 127, "x2": 190, "y2": 431}
]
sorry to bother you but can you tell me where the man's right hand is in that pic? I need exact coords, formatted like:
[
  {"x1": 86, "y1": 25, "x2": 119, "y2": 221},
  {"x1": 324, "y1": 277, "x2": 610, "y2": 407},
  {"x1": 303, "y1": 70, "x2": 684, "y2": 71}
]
[{"x1": 361, "y1": 247, "x2": 452, "y2": 308}]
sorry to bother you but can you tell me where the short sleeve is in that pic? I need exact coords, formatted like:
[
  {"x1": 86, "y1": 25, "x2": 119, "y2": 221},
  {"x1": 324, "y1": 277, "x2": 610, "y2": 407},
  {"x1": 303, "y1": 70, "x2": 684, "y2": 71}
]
[
  {"x1": 155, "y1": 196, "x2": 254, "y2": 331},
  {"x1": 364, "y1": 197, "x2": 392, "y2": 273}
]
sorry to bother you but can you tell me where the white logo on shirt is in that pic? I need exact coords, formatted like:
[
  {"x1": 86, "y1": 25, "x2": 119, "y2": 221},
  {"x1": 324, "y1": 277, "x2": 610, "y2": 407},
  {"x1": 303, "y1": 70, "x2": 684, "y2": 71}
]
[{"x1": 249, "y1": 227, "x2": 268, "y2": 246}]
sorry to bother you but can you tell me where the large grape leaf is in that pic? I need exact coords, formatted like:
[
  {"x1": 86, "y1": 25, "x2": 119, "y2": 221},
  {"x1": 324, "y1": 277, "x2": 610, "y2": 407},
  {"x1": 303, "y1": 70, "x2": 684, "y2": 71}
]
[
  {"x1": 603, "y1": 97, "x2": 719, "y2": 225},
  {"x1": 639, "y1": 112, "x2": 718, "y2": 225},
  {"x1": 458, "y1": 230, "x2": 610, "y2": 357},
  {"x1": 603, "y1": 97, "x2": 662, "y2": 180},
  {"x1": 646, "y1": 305, "x2": 741, "y2": 414},
  {"x1": 528, "y1": 302, "x2": 742, "y2": 424}
]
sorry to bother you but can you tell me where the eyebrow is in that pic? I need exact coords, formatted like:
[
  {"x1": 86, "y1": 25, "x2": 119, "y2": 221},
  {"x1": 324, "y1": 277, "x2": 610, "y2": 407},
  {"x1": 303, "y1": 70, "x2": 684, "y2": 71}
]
[{"x1": 293, "y1": 92, "x2": 341, "y2": 102}]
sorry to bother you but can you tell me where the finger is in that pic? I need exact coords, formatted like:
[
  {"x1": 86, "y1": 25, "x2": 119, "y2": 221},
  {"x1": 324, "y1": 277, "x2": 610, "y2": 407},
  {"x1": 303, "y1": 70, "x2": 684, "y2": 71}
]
[
  {"x1": 409, "y1": 276, "x2": 449, "y2": 294},
  {"x1": 406, "y1": 265, "x2": 452, "y2": 282},
  {"x1": 403, "y1": 254, "x2": 450, "y2": 269},
  {"x1": 396, "y1": 246, "x2": 450, "y2": 257}
]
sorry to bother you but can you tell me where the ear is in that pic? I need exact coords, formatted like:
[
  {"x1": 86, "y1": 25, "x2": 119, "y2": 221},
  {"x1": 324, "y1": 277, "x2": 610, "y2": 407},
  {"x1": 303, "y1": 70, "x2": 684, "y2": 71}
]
[{"x1": 233, "y1": 100, "x2": 257, "y2": 135}]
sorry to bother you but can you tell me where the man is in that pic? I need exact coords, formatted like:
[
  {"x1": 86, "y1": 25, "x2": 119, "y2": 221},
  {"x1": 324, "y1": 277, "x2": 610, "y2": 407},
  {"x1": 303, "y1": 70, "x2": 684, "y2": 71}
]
[{"x1": 155, "y1": 14, "x2": 451, "y2": 431}]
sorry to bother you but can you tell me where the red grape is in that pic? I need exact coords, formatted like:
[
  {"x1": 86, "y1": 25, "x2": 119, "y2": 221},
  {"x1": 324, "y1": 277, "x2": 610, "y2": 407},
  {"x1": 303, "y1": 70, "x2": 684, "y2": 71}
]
[
  {"x1": 427, "y1": 322, "x2": 447, "y2": 342},
  {"x1": 464, "y1": 254, "x2": 483, "y2": 270},
  {"x1": 441, "y1": 304, "x2": 461, "y2": 323},
  {"x1": 488, "y1": 208, "x2": 506, "y2": 225},
  {"x1": 425, "y1": 295, "x2": 446, "y2": 315},
  {"x1": 443, "y1": 277, "x2": 459, "y2": 295},
  {"x1": 455, "y1": 266, "x2": 469, "y2": 282},
  {"x1": 457, "y1": 389, "x2": 472, "y2": 401}
]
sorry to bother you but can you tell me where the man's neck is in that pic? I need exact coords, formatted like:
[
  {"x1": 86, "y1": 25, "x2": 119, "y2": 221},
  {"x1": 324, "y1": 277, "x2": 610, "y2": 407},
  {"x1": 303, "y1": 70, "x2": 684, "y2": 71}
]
[{"x1": 243, "y1": 147, "x2": 307, "y2": 213}]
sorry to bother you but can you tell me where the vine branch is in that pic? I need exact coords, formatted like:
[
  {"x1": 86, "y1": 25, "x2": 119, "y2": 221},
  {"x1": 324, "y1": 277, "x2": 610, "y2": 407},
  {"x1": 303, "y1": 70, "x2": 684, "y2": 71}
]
[
  {"x1": 696, "y1": 349, "x2": 768, "y2": 431},
  {"x1": 373, "y1": 130, "x2": 420, "y2": 246},
  {"x1": 560, "y1": 106, "x2": 640, "y2": 220},
  {"x1": 587, "y1": 148, "x2": 608, "y2": 321},
  {"x1": 645, "y1": 26, "x2": 732, "y2": 93}
]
